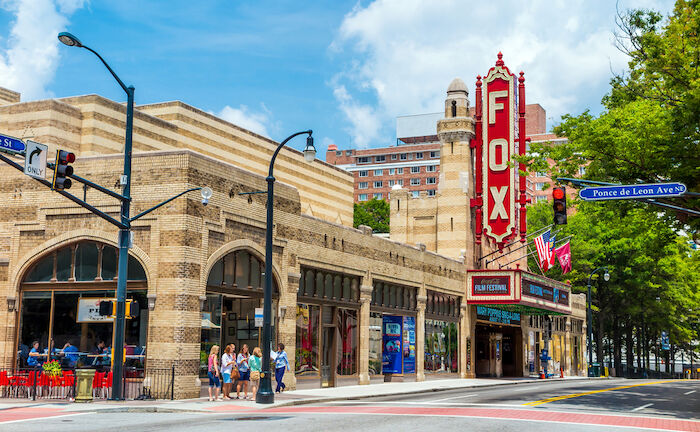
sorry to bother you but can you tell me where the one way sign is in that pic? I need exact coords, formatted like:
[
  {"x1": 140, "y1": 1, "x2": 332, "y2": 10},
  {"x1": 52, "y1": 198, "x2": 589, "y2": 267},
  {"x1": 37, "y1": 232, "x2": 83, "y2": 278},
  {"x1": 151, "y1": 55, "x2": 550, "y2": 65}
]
[{"x1": 24, "y1": 140, "x2": 47, "y2": 179}]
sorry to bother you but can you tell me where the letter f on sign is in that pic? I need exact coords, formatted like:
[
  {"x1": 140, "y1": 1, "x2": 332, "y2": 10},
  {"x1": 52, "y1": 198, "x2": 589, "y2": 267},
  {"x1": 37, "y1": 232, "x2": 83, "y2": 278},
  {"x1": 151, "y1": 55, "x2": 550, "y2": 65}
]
[
  {"x1": 489, "y1": 186, "x2": 508, "y2": 220},
  {"x1": 489, "y1": 90, "x2": 508, "y2": 124}
]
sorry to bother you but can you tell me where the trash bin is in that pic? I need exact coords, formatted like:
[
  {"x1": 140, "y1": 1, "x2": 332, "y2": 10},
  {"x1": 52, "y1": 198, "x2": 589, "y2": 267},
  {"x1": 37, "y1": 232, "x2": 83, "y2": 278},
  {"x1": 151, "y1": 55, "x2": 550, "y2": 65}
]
[
  {"x1": 588, "y1": 363, "x2": 601, "y2": 377},
  {"x1": 75, "y1": 368, "x2": 94, "y2": 403}
]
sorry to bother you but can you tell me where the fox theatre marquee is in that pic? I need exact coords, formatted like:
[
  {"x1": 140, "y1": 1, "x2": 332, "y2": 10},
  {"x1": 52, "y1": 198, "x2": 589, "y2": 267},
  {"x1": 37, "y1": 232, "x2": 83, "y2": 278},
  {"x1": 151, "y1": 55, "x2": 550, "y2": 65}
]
[{"x1": 466, "y1": 269, "x2": 572, "y2": 316}]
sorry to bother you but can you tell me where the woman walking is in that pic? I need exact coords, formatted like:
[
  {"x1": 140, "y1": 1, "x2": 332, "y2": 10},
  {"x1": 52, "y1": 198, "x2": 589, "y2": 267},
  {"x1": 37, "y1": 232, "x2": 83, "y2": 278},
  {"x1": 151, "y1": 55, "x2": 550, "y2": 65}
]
[
  {"x1": 274, "y1": 343, "x2": 290, "y2": 393},
  {"x1": 207, "y1": 345, "x2": 222, "y2": 401},
  {"x1": 220, "y1": 344, "x2": 235, "y2": 399},
  {"x1": 249, "y1": 347, "x2": 262, "y2": 400},
  {"x1": 236, "y1": 344, "x2": 250, "y2": 399}
]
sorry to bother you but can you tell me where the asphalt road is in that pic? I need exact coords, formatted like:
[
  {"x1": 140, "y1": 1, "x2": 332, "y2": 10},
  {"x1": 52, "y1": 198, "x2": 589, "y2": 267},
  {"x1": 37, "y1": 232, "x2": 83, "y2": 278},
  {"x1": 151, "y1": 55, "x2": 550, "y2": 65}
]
[{"x1": 2, "y1": 379, "x2": 698, "y2": 432}]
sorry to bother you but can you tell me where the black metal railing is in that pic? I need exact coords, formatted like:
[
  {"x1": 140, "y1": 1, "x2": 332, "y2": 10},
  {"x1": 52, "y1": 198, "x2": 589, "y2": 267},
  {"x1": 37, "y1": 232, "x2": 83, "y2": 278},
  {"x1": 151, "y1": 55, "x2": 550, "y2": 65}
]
[{"x1": 0, "y1": 365, "x2": 174, "y2": 401}]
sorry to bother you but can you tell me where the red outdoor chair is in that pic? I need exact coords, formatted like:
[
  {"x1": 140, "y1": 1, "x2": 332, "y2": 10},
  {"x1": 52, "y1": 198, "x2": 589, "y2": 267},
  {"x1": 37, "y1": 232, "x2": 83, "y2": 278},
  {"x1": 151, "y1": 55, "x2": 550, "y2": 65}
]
[
  {"x1": 92, "y1": 371, "x2": 105, "y2": 398},
  {"x1": 0, "y1": 371, "x2": 9, "y2": 397},
  {"x1": 100, "y1": 371, "x2": 113, "y2": 399}
]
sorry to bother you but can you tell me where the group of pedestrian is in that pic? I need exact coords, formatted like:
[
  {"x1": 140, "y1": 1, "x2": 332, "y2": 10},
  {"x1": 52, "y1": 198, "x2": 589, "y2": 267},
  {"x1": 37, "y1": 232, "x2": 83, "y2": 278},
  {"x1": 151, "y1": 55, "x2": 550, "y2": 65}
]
[{"x1": 207, "y1": 342, "x2": 289, "y2": 402}]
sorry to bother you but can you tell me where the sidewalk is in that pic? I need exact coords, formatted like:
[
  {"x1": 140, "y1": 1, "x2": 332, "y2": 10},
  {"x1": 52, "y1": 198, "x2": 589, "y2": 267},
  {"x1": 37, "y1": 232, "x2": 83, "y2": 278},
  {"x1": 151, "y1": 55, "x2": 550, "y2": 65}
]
[{"x1": 0, "y1": 375, "x2": 598, "y2": 416}]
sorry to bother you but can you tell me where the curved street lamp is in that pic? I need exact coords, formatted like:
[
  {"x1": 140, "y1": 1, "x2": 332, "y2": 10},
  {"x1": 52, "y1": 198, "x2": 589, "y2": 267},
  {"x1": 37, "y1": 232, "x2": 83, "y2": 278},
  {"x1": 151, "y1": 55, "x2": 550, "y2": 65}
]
[
  {"x1": 257, "y1": 130, "x2": 315, "y2": 404},
  {"x1": 587, "y1": 266, "x2": 610, "y2": 377}
]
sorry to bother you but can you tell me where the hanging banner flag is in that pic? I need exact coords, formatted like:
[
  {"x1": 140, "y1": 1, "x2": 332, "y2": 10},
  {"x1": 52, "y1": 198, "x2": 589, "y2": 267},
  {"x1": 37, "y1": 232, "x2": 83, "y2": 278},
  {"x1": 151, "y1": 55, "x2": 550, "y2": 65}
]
[
  {"x1": 554, "y1": 241, "x2": 572, "y2": 274},
  {"x1": 548, "y1": 234, "x2": 557, "y2": 269},
  {"x1": 534, "y1": 229, "x2": 552, "y2": 272},
  {"x1": 481, "y1": 53, "x2": 517, "y2": 247}
]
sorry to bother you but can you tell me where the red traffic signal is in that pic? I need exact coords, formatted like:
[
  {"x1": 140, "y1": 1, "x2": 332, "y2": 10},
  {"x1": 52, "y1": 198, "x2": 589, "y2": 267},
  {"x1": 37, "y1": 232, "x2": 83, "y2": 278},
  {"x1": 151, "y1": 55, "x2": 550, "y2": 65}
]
[
  {"x1": 553, "y1": 186, "x2": 567, "y2": 225},
  {"x1": 52, "y1": 149, "x2": 75, "y2": 190}
]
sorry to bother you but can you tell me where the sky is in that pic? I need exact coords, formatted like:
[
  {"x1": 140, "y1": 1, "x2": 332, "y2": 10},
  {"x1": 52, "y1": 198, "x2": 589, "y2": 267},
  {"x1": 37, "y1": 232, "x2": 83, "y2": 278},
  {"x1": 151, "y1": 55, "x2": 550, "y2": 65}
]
[{"x1": 0, "y1": 0, "x2": 676, "y2": 160}]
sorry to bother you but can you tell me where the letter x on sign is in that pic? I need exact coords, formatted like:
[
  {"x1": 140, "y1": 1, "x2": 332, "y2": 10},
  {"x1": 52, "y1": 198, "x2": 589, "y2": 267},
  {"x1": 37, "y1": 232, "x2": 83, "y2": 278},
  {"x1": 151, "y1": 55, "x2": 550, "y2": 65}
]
[{"x1": 489, "y1": 186, "x2": 508, "y2": 220}]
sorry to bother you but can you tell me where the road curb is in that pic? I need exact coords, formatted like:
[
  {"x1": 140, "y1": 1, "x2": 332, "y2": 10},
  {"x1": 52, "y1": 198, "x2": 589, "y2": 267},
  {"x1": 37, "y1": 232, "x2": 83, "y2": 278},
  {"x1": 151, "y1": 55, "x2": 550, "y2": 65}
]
[{"x1": 260, "y1": 377, "x2": 611, "y2": 410}]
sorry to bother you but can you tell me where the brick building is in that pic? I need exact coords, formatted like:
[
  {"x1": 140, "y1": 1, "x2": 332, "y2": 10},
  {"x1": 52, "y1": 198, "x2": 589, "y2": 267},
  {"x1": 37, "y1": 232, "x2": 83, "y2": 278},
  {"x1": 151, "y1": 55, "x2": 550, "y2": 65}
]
[{"x1": 0, "y1": 75, "x2": 586, "y2": 400}]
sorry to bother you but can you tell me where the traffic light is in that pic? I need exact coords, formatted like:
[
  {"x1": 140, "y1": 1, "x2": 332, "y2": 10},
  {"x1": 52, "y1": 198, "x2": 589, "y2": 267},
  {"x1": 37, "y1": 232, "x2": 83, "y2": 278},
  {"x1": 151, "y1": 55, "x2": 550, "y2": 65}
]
[
  {"x1": 52, "y1": 149, "x2": 75, "y2": 190},
  {"x1": 98, "y1": 299, "x2": 139, "y2": 318},
  {"x1": 552, "y1": 186, "x2": 567, "y2": 225},
  {"x1": 99, "y1": 300, "x2": 115, "y2": 316}
]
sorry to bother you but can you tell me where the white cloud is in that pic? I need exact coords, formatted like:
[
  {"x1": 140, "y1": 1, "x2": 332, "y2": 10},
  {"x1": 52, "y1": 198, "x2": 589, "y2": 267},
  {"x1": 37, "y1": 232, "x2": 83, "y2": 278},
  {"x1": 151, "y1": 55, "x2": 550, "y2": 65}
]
[
  {"x1": 331, "y1": 0, "x2": 674, "y2": 145},
  {"x1": 0, "y1": 0, "x2": 86, "y2": 100},
  {"x1": 217, "y1": 104, "x2": 271, "y2": 137},
  {"x1": 333, "y1": 84, "x2": 382, "y2": 148}
]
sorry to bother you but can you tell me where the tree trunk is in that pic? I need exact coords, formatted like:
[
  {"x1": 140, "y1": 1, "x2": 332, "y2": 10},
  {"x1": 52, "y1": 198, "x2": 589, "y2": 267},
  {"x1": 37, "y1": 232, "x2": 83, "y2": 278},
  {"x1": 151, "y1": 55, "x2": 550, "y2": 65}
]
[
  {"x1": 636, "y1": 325, "x2": 642, "y2": 369},
  {"x1": 613, "y1": 317, "x2": 622, "y2": 376},
  {"x1": 595, "y1": 312, "x2": 605, "y2": 368}
]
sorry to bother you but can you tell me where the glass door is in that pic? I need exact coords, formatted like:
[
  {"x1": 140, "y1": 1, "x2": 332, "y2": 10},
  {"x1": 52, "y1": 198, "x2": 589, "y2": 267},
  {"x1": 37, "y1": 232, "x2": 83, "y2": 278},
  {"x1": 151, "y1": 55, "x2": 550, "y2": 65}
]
[{"x1": 320, "y1": 306, "x2": 336, "y2": 387}]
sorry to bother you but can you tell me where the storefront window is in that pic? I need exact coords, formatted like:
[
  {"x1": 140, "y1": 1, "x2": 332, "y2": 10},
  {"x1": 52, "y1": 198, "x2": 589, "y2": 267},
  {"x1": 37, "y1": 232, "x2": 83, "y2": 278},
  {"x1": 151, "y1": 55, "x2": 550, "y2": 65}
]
[
  {"x1": 425, "y1": 320, "x2": 458, "y2": 373},
  {"x1": 18, "y1": 241, "x2": 148, "y2": 370},
  {"x1": 368, "y1": 312, "x2": 382, "y2": 375},
  {"x1": 296, "y1": 304, "x2": 320, "y2": 376},
  {"x1": 336, "y1": 308, "x2": 357, "y2": 375}
]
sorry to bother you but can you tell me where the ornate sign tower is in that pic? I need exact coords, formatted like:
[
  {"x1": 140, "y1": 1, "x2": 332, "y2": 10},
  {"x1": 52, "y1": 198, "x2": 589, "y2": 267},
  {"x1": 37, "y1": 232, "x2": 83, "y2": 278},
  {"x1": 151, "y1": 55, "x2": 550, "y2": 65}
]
[{"x1": 472, "y1": 53, "x2": 527, "y2": 250}]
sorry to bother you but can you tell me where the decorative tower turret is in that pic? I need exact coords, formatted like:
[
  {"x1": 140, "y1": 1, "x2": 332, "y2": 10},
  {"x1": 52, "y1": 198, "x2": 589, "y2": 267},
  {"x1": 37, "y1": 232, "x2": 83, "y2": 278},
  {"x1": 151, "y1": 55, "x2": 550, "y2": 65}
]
[{"x1": 436, "y1": 78, "x2": 476, "y2": 262}]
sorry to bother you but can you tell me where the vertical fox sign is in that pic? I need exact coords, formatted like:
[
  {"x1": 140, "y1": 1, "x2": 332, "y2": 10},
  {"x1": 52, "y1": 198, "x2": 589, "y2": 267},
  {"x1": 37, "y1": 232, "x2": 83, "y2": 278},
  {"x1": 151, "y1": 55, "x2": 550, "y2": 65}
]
[{"x1": 473, "y1": 52, "x2": 527, "y2": 249}]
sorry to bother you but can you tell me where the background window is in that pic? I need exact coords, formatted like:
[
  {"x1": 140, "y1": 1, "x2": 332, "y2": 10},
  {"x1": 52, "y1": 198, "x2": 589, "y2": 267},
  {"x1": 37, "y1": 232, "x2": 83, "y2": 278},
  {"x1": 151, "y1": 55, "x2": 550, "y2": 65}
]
[
  {"x1": 373, "y1": 193, "x2": 382, "y2": 199},
  {"x1": 410, "y1": 178, "x2": 420, "y2": 186},
  {"x1": 396, "y1": 168, "x2": 404, "y2": 174},
  {"x1": 359, "y1": 170, "x2": 368, "y2": 177},
  {"x1": 410, "y1": 166, "x2": 420, "y2": 174},
  {"x1": 389, "y1": 168, "x2": 395, "y2": 175},
  {"x1": 359, "y1": 194, "x2": 368, "y2": 201},
  {"x1": 536, "y1": 195, "x2": 548, "y2": 203},
  {"x1": 374, "y1": 169, "x2": 383, "y2": 176},
  {"x1": 400, "y1": 153, "x2": 407, "y2": 160},
  {"x1": 427, "y1": 177, "x2": 436, "y2": 184},
  {"x1": 388, "y1": 180, "x2": 395, "y2": 187},
  {"x1": 416, "y1": 152, "x2": 423, "y2": 159},
  {"x1": 427, "y1": 190, "x2": 436, "y2": 196},
  {"x1": 430, "y1": 151, "x2": 439, "y2": 158},
  {"x1": 359, "y1": 182, "x2": 368, "y2": 189},
  {"x1": 535, "y1": 182, "x2": 545, "y2": 191},
  {"x1": 375, "y1": 155, "x2": 386, "y2": 162},
  {"x1": 374, "y1": 181, "x2": 383, "y2": 188},
  {"x1": 391, "y1": 154, "x2": 398, "y2": 160},
  {"x1": 358, "y1": 157, "x2": 370, "y2": 164},
  {"x1": 427, "y1": 165, "x2": 437, "y2": 172},
  {"x1": 397, "y1": 179, "x2": 404, "y2": 186},
  {"x1": 412, "y1": 191, "x2": 420, "y2": 198},
  {"x1": 536, "y1": 171, "x2": 547, "y2": 177}
]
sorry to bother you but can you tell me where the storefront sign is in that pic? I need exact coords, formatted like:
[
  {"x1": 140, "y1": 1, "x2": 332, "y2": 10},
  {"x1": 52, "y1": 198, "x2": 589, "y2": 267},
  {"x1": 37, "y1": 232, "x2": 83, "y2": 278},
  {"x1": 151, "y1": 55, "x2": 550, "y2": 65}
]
[
  {"x1": 403, "y1": 316, "x2": 416, "y2": 373},
  {"x1": 77, "y1": 298, "x2": 114, "y2": 323},
  {"x1": 472, "y1": 276, "x2": 510, "y2": 296},
  {"x1": 522, "y1": 280, "x2": 554, "y2": 302},
  {"x1": 476, "y1": 305, "x2": 520, "y2": 325},
  {"x1": 382, "y1": 315, "x2": 403, "y2": 374},
  {"x1": 481, "y1": 53, "x2": 516, "y2": 246}
]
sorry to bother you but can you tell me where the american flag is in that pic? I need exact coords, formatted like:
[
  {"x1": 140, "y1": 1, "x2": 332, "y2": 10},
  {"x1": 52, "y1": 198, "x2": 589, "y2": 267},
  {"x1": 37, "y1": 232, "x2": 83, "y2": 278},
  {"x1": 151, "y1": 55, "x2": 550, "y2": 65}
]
[{"x1": 534, "y1": 229, "x2": 553, "y2": 272}]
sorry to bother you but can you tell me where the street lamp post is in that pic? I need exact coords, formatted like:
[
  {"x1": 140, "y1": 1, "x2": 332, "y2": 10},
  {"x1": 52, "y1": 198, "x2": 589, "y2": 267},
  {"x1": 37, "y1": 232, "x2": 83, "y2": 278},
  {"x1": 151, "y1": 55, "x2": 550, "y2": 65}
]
[
  {"x1": 257, "y1": 130, "x2": 315, "y2": 404},
  {"x1": 59, "y1": 31, "x2": 134, "y2": 399},
  {"x1": 587, "y1": 266, "x2": 609, "y2": 377}
]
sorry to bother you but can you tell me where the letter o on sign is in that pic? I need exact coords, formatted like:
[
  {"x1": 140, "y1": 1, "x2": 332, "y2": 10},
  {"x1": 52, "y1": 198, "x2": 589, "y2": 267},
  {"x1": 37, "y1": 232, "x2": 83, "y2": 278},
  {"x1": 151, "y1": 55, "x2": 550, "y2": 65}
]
[{"x1": 489, "y1": 138, "x2": 508, "y2": 171}]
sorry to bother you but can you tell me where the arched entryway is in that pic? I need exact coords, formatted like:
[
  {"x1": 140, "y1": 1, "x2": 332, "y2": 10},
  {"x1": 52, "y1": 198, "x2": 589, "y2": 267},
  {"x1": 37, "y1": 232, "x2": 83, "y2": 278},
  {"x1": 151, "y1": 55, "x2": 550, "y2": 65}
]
[
  {"x1": 201, "y1": 248, "x2": 279, "y2": 377},
  {"x1": 17, "y1": 240, "x2": 148, "y2": 369}
]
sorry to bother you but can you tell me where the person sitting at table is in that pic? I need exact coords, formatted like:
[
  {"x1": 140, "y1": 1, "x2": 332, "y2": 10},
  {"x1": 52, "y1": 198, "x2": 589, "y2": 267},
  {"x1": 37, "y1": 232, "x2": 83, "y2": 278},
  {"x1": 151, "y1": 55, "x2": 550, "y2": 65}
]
[
  {"x1": 61, "y1": 341, "x2": 79, "y2": 368},
  {"x1": 28, "y1": 341, "x2": 43, "y2": 368}
]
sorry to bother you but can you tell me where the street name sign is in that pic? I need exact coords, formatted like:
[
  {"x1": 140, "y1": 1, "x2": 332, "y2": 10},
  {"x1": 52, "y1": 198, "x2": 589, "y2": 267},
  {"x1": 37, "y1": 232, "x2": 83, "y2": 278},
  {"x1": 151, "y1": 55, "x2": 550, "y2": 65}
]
[
  {"x1": 579, "y1": 183, "x2": 687, "y2": 201},
  {"x1": 24, "y1": 140, "x2": 47, "y2": 179},
  {"x1": 254, "y1": 307, "x2": 263, "y2": 327},
  {"x1": 0, "y1": 133, "x2": 26, "y2": 155}
]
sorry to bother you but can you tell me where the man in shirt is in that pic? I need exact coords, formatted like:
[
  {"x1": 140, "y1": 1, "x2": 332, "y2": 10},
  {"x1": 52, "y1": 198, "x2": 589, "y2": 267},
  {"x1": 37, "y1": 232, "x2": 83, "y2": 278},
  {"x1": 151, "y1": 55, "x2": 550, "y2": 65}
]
[{"x1": 61, "y1": 341, "x2": 79, "y2": 367}]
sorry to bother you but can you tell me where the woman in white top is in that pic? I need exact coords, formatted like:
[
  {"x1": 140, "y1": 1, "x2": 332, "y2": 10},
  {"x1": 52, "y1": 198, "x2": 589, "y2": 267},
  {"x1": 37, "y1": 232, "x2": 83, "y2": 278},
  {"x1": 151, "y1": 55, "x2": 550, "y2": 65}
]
[{"x1": 220, "y1": 344, "x2": 235, "y2": 400}]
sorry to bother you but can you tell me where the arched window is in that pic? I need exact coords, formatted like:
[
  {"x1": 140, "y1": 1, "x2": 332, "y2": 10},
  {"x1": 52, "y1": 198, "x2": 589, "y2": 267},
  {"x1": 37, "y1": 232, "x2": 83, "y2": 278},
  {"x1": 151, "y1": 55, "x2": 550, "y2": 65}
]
[{"x1": 205, "y1": 249, "x2": 277, "y2": 293}]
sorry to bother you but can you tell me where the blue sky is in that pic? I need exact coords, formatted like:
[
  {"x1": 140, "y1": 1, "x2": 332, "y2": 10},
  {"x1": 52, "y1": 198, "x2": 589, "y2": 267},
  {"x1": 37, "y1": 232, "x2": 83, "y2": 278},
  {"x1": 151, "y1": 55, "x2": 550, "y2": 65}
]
[{"x1": 0, "y1": 0, "x2": 675, "y2": 160}]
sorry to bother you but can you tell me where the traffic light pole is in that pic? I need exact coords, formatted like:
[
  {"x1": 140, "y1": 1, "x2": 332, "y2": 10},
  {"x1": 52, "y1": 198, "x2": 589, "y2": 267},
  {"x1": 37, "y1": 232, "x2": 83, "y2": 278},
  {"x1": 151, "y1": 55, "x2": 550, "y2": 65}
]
[{"x1": 111, "y1": 85, "x2": 134, "y2": 401}]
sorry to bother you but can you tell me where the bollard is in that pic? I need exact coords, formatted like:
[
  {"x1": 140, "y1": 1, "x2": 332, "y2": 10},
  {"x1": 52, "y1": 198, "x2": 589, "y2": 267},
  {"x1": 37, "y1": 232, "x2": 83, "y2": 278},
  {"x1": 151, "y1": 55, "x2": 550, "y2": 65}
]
[{"x1": 74, "y1": 369, "x2": 94, "y2": 403}]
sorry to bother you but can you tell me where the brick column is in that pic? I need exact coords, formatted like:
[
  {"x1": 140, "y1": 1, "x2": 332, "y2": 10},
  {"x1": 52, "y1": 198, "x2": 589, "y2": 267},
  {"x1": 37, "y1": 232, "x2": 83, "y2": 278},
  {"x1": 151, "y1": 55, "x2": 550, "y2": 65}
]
[
  {"x1": 416, "y1": 294, "x2": 427, "y2": 381},
  {"x1": 358, "y1": 284, "x2": 373, "y2": 385}
]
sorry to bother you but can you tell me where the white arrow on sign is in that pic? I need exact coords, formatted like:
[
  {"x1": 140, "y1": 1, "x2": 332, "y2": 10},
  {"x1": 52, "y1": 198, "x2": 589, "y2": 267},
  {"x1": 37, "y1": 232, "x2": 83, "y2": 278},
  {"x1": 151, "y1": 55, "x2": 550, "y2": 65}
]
[{"x1": 24, "y1": 140, "x2": 47, "y2": 180}]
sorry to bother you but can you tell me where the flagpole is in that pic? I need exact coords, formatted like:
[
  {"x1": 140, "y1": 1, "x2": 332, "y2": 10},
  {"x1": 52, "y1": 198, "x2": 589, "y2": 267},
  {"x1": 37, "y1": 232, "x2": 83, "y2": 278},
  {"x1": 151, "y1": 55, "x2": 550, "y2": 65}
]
[
  {"x1": 479, "y1": 224, "x2": 554, "y2": 262},
  {"x1": 511, "y1": 235, "x2": 573, "y2": 271}
]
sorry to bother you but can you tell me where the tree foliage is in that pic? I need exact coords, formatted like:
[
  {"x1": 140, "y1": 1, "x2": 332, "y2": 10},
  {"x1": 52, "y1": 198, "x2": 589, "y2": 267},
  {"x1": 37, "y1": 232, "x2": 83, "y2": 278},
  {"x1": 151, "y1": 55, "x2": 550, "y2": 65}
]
[
  {"x1": 353, "y1": 198, "x2": 390, "y2": 233},
  {"x1": 520, "y1": 0, "x2": 700, "y2": 231},
  {"x1": 528, "y1": 199, "x2": 699, "y2": 370}
]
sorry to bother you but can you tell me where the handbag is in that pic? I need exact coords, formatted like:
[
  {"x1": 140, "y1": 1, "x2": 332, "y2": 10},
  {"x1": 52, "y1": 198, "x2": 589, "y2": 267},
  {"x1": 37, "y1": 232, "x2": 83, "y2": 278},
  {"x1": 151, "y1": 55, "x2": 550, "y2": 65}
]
[
  {"x1": 250, "y1": 370, "x2": 260, "y2": 381},
  {"x1": 231, "y1": 366, "x2": 240, "y2": 381}
]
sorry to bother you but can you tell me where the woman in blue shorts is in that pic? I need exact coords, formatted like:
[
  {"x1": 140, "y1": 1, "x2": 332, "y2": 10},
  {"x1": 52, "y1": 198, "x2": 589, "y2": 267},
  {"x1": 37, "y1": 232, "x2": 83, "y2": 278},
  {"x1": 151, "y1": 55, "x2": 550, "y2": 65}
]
[
  {"x1": 207, "y1": 345, "x2": 222, "y2": 401},
  {"x1": 236, "y1": 344, "x2": 250, "y2": 399}
]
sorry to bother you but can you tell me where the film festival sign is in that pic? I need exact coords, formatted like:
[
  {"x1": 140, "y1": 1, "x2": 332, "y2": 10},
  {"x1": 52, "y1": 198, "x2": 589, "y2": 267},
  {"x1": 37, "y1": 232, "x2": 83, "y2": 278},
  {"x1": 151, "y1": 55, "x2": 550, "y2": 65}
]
[
  {"x1": 473, "y1": 53, "x2": 527, "y2": 248},
  {"x1": 472, "y1": 276, "x2": 510, "y2": 296}
]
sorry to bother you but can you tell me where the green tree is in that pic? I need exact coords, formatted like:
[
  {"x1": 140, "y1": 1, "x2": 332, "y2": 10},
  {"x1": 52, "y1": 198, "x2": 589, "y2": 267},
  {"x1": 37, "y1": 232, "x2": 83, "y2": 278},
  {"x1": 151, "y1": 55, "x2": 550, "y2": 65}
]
[
  {"x1": 520, "y1": 0, "x2": 700, "y2": 229},
  {"x1": 353, "y1": 198, "x2": 390, "y2": 233},
  {"x1": 527, "y1": 200, "x2": 699, "y2": 374}
]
